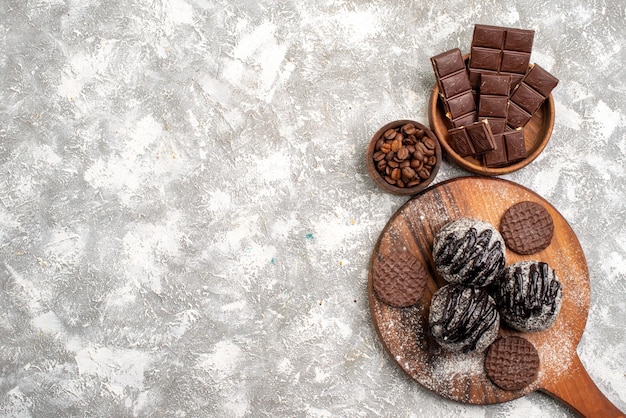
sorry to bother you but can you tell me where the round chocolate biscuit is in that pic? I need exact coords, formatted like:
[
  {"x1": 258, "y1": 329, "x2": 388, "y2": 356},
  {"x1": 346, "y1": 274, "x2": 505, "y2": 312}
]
[
  {"x1": 372, "y1": 252, "x2": 428, "y2": 308},
  {"x1": 500, "y1": 201, "x2": 554, "y2": 255},
  {"x1": 485, "y1": 336, "x2": 540, "y2": 391}
]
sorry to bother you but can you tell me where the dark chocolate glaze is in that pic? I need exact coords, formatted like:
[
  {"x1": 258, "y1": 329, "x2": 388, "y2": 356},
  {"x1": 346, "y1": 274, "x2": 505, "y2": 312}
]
[
  {"x1": 431, "y1": 285, "x2": 499, "y2": 353},
  {"x1": 435, "y1": 227, "x2": 505, "y2": 286},
  {"x1": 497, "y1": 262, "x2": 561, "y2": 319}
]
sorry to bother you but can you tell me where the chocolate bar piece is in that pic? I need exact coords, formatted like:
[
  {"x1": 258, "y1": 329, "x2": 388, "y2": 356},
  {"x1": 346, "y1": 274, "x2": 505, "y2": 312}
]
[
  {"x1": 468, "y1": 25, "x2": 534, "y2": 91},
  {"x1": 507, "y1": 64, "x2": 559, "y2": 129},
  {"x1": 484, "y1": 130, "x2": 527, "y2": 167},
  {"x1": 478, "y1": 73, "x2": 511, "y2": 134},
  {"x1": 448, "y1": 128, "x2": 475, "y2": 157},
  {"x1": 483, "y1": 134, "x2": 508, "y2": 167},
  {"x1": 431, "y1": 48, "x2": 477, "y2": 127},
  {"x1": 448, "y1": 119, "x2": 496, "y2": 156}
]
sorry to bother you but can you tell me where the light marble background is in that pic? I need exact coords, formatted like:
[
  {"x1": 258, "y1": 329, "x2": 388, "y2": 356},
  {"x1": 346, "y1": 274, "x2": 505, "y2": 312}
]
[{"x1": 0, "y1": 0, "x2": 624, "y2": 417}]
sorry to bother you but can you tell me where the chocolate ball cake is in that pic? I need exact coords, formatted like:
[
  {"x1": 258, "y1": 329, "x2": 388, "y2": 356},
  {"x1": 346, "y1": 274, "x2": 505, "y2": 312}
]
[
  {"x1": 433, "y1": 218, "x2": 506, "y2": 287},
  {"x1": 495, "y1": 260, "x2": 563, "y2": 332},
  {"x1": 429, "y1": 284, "x2": 500, "y2": 353}
]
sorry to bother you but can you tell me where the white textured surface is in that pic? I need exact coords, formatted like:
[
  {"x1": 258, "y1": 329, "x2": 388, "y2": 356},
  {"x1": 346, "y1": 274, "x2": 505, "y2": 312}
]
[{"x1": 0, "y1": 0, "x2": 624, "y2": 416}]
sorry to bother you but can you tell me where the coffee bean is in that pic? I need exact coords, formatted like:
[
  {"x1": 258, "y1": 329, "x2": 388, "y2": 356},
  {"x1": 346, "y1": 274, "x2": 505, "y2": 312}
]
[
  {"x1": 384, "y1": 129, "x2": 396, "y2": 140},
  {"x1": 391, "y1": 138, "x2": 403, "y2": 152},
  {"x1": 402, "y1": 167, "x2": 417, "y2": 179},
  {"x1": 380, "y1": 143, "x2": 391, "y2": 154},
  {"x1": 423, "y1": 137, "x2": 436, "y2": 150},
  {"x1": 391, "y1": 168, "x2": 401, "y2": 180},
  {"x1": 373, "y1": 151, "x2": 385, "y2": 161},
  {"x1": 410, "y1": 159, "x2": 423, "y2": 170},
  {"x1": 418, "y1": 167, "x2": 430, "y2": 179},
  {"x1": 427, "y1": 156, "x2": 437, "y2": 166},
  {"x1": 396, "y1": 147, "x2": 409, "y2": 161},
  {"x1": 402, "y1": 123, "x2": 417, "y2": 135}
]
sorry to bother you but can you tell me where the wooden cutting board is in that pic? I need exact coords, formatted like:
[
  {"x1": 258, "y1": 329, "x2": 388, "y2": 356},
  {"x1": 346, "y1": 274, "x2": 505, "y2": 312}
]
[{"x1": 368, "y1": 176, "x2": 624, "y2": 417}]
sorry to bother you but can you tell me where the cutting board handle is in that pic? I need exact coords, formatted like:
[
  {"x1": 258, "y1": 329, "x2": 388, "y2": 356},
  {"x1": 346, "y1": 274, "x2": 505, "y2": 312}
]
[{"x1": 541, "y1": 353, "x2": 624, "y2": 417}]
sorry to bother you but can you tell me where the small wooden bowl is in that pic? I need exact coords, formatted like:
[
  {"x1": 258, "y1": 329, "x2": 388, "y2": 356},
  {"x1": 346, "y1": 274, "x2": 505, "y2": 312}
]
[
  {"x1": 366, "y1": 120, "x2": 442, "y2": 195},
  {"x1": 428, "y1": 57, "x2": 555, "y2": 176}
]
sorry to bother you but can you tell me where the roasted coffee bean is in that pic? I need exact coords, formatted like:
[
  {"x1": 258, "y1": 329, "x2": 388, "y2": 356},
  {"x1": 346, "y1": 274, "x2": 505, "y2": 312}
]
[
  {"x1": 396, "y1": 147, "x2": 409, "y2": 161},
  {"x1": 394, "y1": 132, "x2": 404, "y2": 142},
  {"x1": 415, "y1": 127, "x2": 425, "y2": 138},
  {"x1": 388, "y1": 160, "x2": 399, "y2": 168},
  {"x1": 399, "y1": 160, "x2": 410, "y2": 169},
  {"x1": 402, "y1": 123, "x2": 417, "y2": 135},
  {"x1": 375, "y1": 138, "x2": 385, "y2": 151},
  {"x1": 396, "y1": 179, "x2": 405, "y2": 188},
  {"x1": 391, "y1": 168, "x2": 401, "y2": 180},
  {"x1": 418, "y1": 167, "x2": 431, "y2": 179},
  {"x1": 385, "y1": 150, "x2": 395, "y2": 161},
  {"x1": 407, "y1": 179, "x2": 421, "y2": 187},
  {"x1": 377, "y1": 159, "x2": 387, "y2": 170},
  {"x1": 419, "y1": 141, "x2": 435, "y2": 157},
  {"x1": 373, "y1": 151, "x2": 385, "y2": 161},
  {"x1": 411, "y1": 159, "x2": 423, "y2": 170},
  {"x1": 406, "y1": 145, "x2": 416, "y2": 154},
  {"x1": 384, "y1": 176, "x2": 395, "y2": 184},
  {"x1": 391, "y1": 138, "x2": 403, "y2": 152},
  {"x1": 380, "y1": 142, "x2": 391, "y2": 154},
  {"x1": 423, "y1": 137, "x2": 436, "y2": 150},
  {"x1": 402, "y1": 167, "x2": 417, "y2": 179},
  {"x1": 427, "y1": 156, "x2": 437, "y2": 166},
  {"x1": 414, "y1": 149, "x2": 424, "y2": 161},
  {"x1": 384, "y1": 129, "x2": 396, "y2": 140}
]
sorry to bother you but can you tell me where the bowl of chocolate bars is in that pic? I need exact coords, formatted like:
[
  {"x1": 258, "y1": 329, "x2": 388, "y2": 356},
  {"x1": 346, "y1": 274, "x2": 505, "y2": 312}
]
[{"x1": 428, "y1": 24, "x2": 558, "y2": 176}]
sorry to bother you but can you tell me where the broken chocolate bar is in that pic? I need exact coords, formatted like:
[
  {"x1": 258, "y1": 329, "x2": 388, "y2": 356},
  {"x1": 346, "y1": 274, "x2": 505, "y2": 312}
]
[
  {"x1": 431, "y1": 48, "x2": 477, "y2": 127},
  {"x1": 447, "y1": 119, "x2": 496, "y2": 156},
  {"x1": 483, "y1": 130, "x2": 527, "y2": 167},
  {"x1": 478, "y1": 73, "x2": 511, "y2": 134},
  {"x1": 468, "y1": 24, "x2": 534, "y2": 91},
  {"x1": 507, "y1": 64, "x2": 559, "y2": 129}
]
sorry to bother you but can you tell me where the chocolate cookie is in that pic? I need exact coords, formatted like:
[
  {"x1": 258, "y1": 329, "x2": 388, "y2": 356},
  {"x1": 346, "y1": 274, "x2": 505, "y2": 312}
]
[
  {"x1": 500, "y1": 201, "x2": 554, "y2": 254},
  {"x1": 495, "y1": 260, "x2": 562, "y2": 332},
  {"x1": 485, "y1": 336, "x2": 540, "y2": 391},
  {"x1": 372, "y1": 252, "x2": 428, "y2": 308},
  {"x1": 433, "y1": 218, "x2": 506, "y2": 287},
  {"x1": 429, "y1": 284, "x2": 500, "y2": 352}
]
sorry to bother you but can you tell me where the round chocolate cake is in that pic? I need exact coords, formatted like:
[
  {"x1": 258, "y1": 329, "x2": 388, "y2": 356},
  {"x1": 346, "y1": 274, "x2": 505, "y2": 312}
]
[
  {"x1": 433, "y1": 218, "x2": 506, "y2": 287},
  {"x1": 495, "y1": 260, "x2": 563, "y2": 332},
  {"x1": 429, "y1": 284, "x2": 500, "y2": 353}
]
